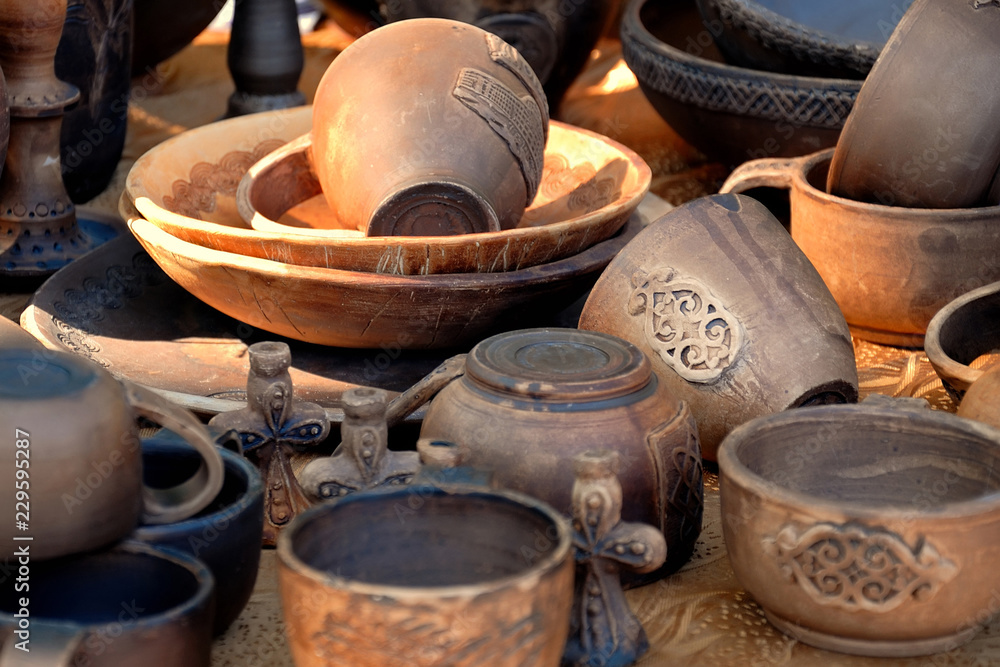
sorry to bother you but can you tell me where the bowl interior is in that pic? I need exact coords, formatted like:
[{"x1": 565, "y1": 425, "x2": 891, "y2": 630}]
[
  {"x1": 937, "y1": 290, "x2": 1000, "y2": 368},
  {"x1": 292, "y1": 489, "x2": 561, "y2": 588},
  {"x1": 731, "y1": 413, "x2": 1000, "y2": 508},
  {"x1": 641, "y1": 1, "x2": 727, "y2": 63},
  {"x1": 0, "y1": 549, "x2": 201, "y2": 623},
  {"x1": 751, "y1": 0, "x2": 906, "y2": 43}
]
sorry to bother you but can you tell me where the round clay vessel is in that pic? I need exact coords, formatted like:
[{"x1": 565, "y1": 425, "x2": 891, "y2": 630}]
[
  {"x1": 133, "y1": 434, "x2": 264, "y2": 636},
  {"x1": 379, "y1": 0, "x2": 619, "y2": 110},
  {"x1": 695, "y1": 0, "x2": 907, "y2": 79},
  {"x1": 277, "y1": 485, "x2": 574, "y2": 667},
  {"x1": 0, "y1": 348, "x2": 225, "y2": 561},
  {"x1": 132, "y1": 0, "x2": 222, "y2": 77},
  {"x1": 719, "y1": 398, "x2": 1000, "y2": 656},
  {"x1": 0, "y1": 541, "x2": 214, "y2": 666},
  {"x1": 579, "y1": 193, "x2": 858, "y2": 460},
  {"x1": 957, "y1": 365, "x2": 1000, "y2": 430},
  {"x1": 620, "y1": 0, "x2": 859, "y2": 168},
  {"x1": 722, "y1": 150, "x2": 1000, "y2": 347},
  {"x1": 827, "y1": 0, "x2": 1000, "y2": 208},
  {"x1": 419, "y1": 327, "x2": 703, "y2": 581},
  {"x1": 925, "y1": 280, "x2": 1000, "y2": 402},
  {"x1": 311, "y1": 18, "x2": 548, "y2": 236}
]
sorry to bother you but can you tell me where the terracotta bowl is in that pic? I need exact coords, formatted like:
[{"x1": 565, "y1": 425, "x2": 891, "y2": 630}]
[
  {"x1": 121, "y1": 196, "x2": 641, "y2": 349},
  {"x1": 695, "y1": 0, "x2": 906, "y2": 79},
  {"x1": 925, "y1": 280, "x2": 1000, "y2": 402},
  {"x1": 719, "y1": 398, "x2": 1000, "y2": 656},
  {"x1": 827, "y1": 0, "x2": 1000, "y2": 209},
  {"x1": 721, "y1": 150, "x2": 1000, "y2": 347},
  {"x1": 126, "y1": 107, "x2": 650, "y2": 275},
  {"x1": 277, "y1": 485, "x2": 574, "y2": 667},
  {"x1": 620, "y1": 0, "x2": 860, "y2": 167}
]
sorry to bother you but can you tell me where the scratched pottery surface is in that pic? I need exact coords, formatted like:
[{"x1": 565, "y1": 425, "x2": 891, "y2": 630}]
[
  {"x1": 722, "y1": 151, "x2": 1000, "y2": 347},
  {"x1": 718, "y1": 398, "x2": 1000, "y2": 657},
  {"x1": 579, "y1": 193, "x2": 858, "y2": 460},
  {"x1": 125, "y1": 105, "x2": 650, "y2": 275},
  {"x1": 277, "y1": 486, "x2": 574, "y2": 667}
]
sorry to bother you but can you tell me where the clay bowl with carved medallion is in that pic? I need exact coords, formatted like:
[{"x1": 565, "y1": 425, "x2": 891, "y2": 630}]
[
  {"x1": 125, "y1": 106, "x2": 650, "y2": 275},
  {"x1": 578, "y1": 193, "x2": 858, "y2": 461},
  {"x1": 719, "y1": 396, "x2": 1000, "y2": 657},
  {"x1": 277, "y1": 484, "x2": 574, "y2": 667}
]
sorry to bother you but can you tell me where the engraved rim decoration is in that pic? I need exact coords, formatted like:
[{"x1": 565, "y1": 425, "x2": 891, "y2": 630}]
[
  {"x1": 764, "y1": 523, "x2": 958, "y2": 613},
  {"x1": 628, "y1": 267, "x2": 744, "y2": 382}
]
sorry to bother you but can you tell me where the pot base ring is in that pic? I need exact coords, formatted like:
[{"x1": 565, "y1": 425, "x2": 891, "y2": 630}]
[{"x1": 763, "y1": 608, "x2": 979, "y2": 658}]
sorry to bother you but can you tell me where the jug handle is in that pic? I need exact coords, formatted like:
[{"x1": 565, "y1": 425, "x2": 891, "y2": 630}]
[
  {"x1": 1, "y1": 624, "x2": 84, "y2": 666},
  {"x1": 124, "y1": 380, "x2": 226, "y2": 525},
  {"x1": 719, "y1": 156, "x2": 804, "y2": 195}
]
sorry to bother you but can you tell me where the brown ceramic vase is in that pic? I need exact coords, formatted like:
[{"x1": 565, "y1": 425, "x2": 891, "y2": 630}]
[
  {"x1": 310, "y1": 18, "x2": 548, "y2": 236},
  {"x1": 722, "y1": 151, "x2": 1000, "y2": 347},
  {"x1": 719, "y1": 397, "x2": 1000, "y2": 656},
  {"x1": 579, "y1": 193, "x2": 858, "y2": 460},
  {"x1": 827, "y1": 0, "x2": 1000, "y2": 208},
  {"x1": 277, "y1": 485, "x2": 574, "y2": 667},
  {"x1": 419, "y1": 327, "x2": 704, "y2": 581}
]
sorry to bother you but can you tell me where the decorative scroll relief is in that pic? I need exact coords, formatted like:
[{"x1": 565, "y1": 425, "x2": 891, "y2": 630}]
[
  {"x1": 764, "y1": 523, "x2": 958, "y2": 613},
  {"x1": 453, "y1": 67, "x2": 545, "y2": 204},
  {"x1": 628, "y1": 268, "x2": 743, "y2": 383},
  {"x1": 484, "y1": 32, "x2": 550, "y2": 128}
]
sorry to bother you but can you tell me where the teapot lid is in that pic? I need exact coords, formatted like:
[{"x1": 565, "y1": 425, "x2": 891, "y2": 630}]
[{"x1": 465, "y1": 328, "x2": 652, "y2": 401}]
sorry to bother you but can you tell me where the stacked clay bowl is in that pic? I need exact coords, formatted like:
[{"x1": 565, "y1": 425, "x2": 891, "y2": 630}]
[{"x1": 124, "y1": 105, "x2": 651, "y2": 348}]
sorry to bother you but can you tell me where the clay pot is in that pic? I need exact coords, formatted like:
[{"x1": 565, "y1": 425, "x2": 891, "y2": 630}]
[
  {"x1": 311, "y1": 19, "x2": 548, "y2": 236},
  {"x1": 0, "y1": 541, "x2": 214, "y2": 666},
  {"x1": 278, "y1": 485, "x2": 574, "y2": 667},
  {"x1": 719, "y1": 397, "x2": 1000, "y2": 656},
  {"x1": 925, "y1": 280, "x2": 1000, "y2": 402},
  {"x1": 419, "y1": 327, "x2": 704, "y2": 581},
  {"x1": 721, "y1": 150, "x2": 1000, "y2": 346},
  {"x1": 0, "y1": 348, "x2": 225, "y2": 560},
  {"x1": 379, "y1": 0, "x2": 619, "y2": 111},
  {"x1": 132, "y1": 0, "x2": 221, "y2": 77},
  {"x1": 695, "y1": 0, "x2": 905, "y2": 79},
  {"x1": 827, "y1": 0, "x2": 1000, "y2": 209},
  {"x1": 57, "y1": 0, "x2": 134, "y2": 203},
  {"x1": 957, "y1": 365, "x2": 1000, "y2": 431},
  {"x1": 579, "y1": 193, "x2": 858, "y2": 460},
  {"x1": 133, "y1": 434, "x2": 264, "y2": 636},
  {"x1": 620, "y1": 0, "x2": 859, "y2": 168}
]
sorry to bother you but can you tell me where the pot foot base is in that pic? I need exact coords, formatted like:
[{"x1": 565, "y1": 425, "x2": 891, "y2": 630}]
[{"x1": 763, "y1": 609, "x2": 979, "y2": 657}]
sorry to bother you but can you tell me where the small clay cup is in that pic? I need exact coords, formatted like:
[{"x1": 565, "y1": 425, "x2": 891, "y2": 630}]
[
  {"x1": 278, "y1": 485, "x2": 574, "y2": 667},
  {"x1": 0, "y1": 541, "x2": 214, "y2": 666},
  {"x1": 925, "y1": 279, "x2": 1000, "y2": 402},
  {"x1": 310, "y1": 18, "x2": 548, "y2": 236},
  {"x1": 0, "y1": 348, "x2": 225, "y2": 561},
  {"x1": 579, "y1": 193, "x2": 858, "y2": 459},
  {"x1": 719, "y1": 398, "x2": 1000, "y2": 656},
  {"x1": 721, "y1": 150, "x2": 1000, "y2": 346},
  {"x1": 132, "y1": 435, "x2": 264, "y2": 636},
  {"x1": 827, "y1": 0, "x2": 1000, "y2": 208},
  {"x1": 419, "y1": 327, "x2": 703, "y2": 582}
]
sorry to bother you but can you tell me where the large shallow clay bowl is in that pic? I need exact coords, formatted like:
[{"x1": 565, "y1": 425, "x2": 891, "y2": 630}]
[
  {"x1": 827, "y1": 0, "x2": 1000, "y2": 209},
  {"x1": 620, "y1": 0, "x2": 860, "y2": 168},
  {"x1": 122, "y1": 197, "x2": 640, "y2": 349},
  {"x1": 719, "y1": 398, "x2": 1000, "y2": 656},
  {"x1": 127, "y1": 107, "x2": 650, "y2": 275},
  {"x1": 925, "y1": 280, "x2": 1000, "y2": 402},
  {"x1": 695, "y1": 0, "x2": 907, "y2": 79},
  {"x1": 721, "y1": 150, "x2": 1000, "y2": 347}
]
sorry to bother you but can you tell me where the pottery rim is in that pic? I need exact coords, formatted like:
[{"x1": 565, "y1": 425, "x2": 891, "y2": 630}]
[
  {"x1": 277, "y1": 484, "x2": 572, "y2": 600},
  {"x1": 925, "y1": 280, "x2": 1000, "y2": 396}
]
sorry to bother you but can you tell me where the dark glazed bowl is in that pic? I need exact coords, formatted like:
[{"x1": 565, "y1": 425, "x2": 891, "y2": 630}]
[
  {"x1": 694, "y1": 0, "x2": 908, "y2": 79},
  {"x1": 379, "y1": 0, "x2": 618, "y2": 110},
  {"x1": 132, "y1": 0, "x2": 223, "y2": 77},
  {"x1": 620, "y1": 0, "x2": 860, "y2": 168},
  {"x1": 925, "y1": 280, "x2": 1000, "y2": 402},
  {"x1": 133, "y1": 435, "x2": 264, "y2": 636}
]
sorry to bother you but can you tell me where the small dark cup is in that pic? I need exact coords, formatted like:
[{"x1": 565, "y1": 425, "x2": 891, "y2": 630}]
[
  {"x1": 0, "y1": 541, "x2": 214, "y2": 666},
  {"x1": 132, "y1": 434, "x2": 264, "y2": 636}
]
